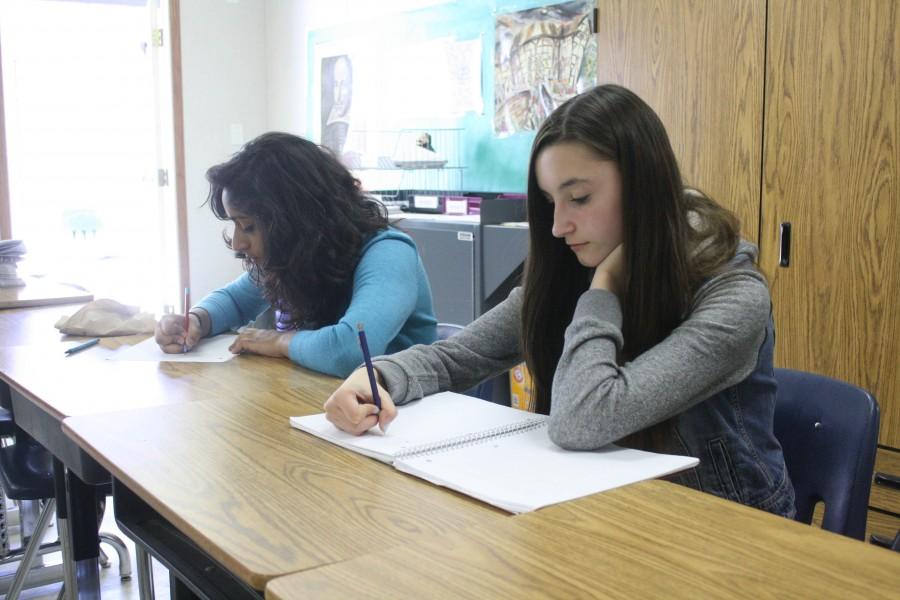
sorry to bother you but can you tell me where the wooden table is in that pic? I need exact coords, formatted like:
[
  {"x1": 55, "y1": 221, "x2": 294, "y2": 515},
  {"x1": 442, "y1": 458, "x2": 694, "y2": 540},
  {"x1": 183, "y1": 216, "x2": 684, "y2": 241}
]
[
  {"x1": 0, "y1": 303, "x2": 87, "y2": 347},
  {"x1": 62, "y1": 367, "x2": 505, "y2": 595},
  {"x1": 266, "y1": 479, "x2": 900, "y2": 599},
  {"x1": 18, "y1": 298, "x2": 894, "y2": 599},
  {"x1": 0, "y1": 306, "x2": 182, "y2": 596},
  {"x1": 0, "y1": 277, "x2": 92, "y2": 309}
]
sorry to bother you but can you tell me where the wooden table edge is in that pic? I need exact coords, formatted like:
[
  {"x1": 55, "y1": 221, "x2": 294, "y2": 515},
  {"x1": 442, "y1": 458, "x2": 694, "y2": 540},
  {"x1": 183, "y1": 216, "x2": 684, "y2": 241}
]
[{"x1": 61, "y1": 416, "x2": 289, "y2": 590}]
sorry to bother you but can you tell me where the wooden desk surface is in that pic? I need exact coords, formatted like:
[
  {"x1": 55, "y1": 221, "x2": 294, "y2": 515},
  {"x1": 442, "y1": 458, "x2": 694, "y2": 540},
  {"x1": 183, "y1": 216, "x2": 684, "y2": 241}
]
[
  {"x1": 0, "y1": 303, "x2": 89, "y2": 347},
  {"x1": 1, "y1": 306, "x2": 502, "y2": 590},
  {"x1": 0, "y1": 277, "x2": 92, "y2": 309},
  {"x1": 0, "y1": 304, "x2": 155, "y2": 423},
  {"x1": 266, "y1": 479, "x2": 900, "y2": 599},
  {"x1": 63, "y1": 364, "x2": 504, "y2": 590},
  {"x1": 0, "y1": 297, "x2": 215, "y2": 420},
  {"x1": 4, "y1": 304, "x2": 496, "y2": 591},
  {"x1": 4, "y1": 344, "x2": 241, "y2": 420},
  {"x1": 0, "y1": 303, "x2": 294, "y2": 419}
]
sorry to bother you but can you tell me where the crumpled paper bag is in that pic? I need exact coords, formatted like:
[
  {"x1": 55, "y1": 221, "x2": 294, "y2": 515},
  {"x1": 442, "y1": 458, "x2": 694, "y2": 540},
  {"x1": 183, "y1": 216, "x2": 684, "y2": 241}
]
[{"x1": 55, "y1": 299, "x2": 156, "y2": 336}]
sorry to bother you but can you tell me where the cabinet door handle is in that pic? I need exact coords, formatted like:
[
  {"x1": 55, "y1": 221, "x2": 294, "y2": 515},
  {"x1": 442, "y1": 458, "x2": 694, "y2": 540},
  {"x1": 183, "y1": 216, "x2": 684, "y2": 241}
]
[
  {"x1": 875, "y1": 471, "x2": 900, "y2": 490},
  {"x1": 779, "y1": 222, "x2": 792, "y2": 267}
]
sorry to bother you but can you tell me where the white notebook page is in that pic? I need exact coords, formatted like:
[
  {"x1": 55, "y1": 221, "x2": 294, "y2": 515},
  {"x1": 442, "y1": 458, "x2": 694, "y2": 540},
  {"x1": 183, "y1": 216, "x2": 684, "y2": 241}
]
[
  {"x1": 289, "y1": 392, "x2": 546, "y2": 463},
  {"x1": 394, "y1": 424, "x2": 700, "y2": 513}
]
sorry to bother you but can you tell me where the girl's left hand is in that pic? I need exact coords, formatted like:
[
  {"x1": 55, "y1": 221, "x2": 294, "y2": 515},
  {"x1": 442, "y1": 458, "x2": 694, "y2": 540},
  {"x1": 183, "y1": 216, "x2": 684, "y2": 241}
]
[
  {"x1": 229, "y1": 328, "x2": 294, "y2": 358},
  {"x1": 590, "y1": 244, "x2": 626, "y2": 296}
]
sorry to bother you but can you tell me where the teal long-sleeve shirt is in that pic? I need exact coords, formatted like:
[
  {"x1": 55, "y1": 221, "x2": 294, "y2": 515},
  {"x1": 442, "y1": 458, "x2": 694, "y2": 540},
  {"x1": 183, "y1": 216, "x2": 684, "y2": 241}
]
[{"x1": 194, "y1": 228, "x2": 437, "y2": 377}]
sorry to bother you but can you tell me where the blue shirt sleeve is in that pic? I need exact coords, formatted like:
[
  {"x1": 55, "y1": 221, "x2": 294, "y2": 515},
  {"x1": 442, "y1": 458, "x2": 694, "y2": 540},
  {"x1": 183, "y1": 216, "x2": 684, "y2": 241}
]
[
  {"x1": 194, "y1": 272, "x2": 270, "y2": 335},
  {"x1": 289, "y1": 238, "x2": 420, "y2": 377}
]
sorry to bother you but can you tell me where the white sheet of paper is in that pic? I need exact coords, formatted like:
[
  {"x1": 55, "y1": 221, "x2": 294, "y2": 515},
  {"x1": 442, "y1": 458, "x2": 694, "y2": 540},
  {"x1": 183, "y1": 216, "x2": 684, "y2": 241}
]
[{"x1": 108, "y1": 334, "x2": 238, "y2": 363}]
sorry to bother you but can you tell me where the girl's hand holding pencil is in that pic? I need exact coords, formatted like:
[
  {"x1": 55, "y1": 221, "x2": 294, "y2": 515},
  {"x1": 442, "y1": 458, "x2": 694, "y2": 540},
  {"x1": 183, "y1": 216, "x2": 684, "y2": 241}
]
[
  {"x1": 155, "y1": 312, "x2": 205, "y2": 354},
  {"x1": 324, "y1": 367, "x2": 395, "y2": 435}
]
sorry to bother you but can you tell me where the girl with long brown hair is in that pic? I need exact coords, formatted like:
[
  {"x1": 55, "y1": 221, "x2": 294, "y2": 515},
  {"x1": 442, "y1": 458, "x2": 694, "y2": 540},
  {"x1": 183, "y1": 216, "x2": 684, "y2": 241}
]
[{"x1": 324, "y1": 85, "x2": 794, "y2": 516}]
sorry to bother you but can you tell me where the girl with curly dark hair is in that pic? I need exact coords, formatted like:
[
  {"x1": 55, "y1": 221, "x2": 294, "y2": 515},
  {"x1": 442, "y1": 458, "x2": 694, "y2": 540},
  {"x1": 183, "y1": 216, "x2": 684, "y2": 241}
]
[{"x1": 154, "y1": 132, "x2": 438, "y2": 377}]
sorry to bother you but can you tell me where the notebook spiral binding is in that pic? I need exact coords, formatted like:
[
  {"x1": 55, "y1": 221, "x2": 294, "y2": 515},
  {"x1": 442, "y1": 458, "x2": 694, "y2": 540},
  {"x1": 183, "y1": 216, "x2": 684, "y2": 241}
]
[{"x1": 395, "y1": 416, "x2": 547, "y2": 459}]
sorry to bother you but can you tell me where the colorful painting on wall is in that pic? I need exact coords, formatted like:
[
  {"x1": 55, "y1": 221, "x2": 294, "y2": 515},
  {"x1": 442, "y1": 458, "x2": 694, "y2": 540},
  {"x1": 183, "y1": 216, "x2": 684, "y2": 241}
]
[{"x1": 494, "y1": 0, "x2": 597, "y2": 136}]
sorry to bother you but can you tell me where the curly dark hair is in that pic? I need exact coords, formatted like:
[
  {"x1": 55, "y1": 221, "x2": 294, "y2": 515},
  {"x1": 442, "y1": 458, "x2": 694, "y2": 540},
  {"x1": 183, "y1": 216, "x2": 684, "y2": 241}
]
[{"x1": 205, "y1": 132, "x2": 389, "y2": 329}]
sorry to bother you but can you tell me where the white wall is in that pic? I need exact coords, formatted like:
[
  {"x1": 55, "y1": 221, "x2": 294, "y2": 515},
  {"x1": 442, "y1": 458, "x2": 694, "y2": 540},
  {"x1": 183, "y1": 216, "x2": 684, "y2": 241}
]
[
  {"x1": 180, "y1": 0, "x2": 267, "y2": 299},
  {"x1": 264, "y1": 0, "x2": 453, "y2": 134},
  {"x1": 181, "y1": 0, "x2": 448, "y2": 297},
  {"x1": 264, "y1": 0, "x2": 321, "y2": 135}
]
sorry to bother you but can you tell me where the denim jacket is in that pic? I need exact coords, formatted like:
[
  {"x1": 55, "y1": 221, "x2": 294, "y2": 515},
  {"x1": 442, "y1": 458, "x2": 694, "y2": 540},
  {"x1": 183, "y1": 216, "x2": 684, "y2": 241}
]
[{"x1": 663, "y1": 317, "x2": 796, "y2": 517}]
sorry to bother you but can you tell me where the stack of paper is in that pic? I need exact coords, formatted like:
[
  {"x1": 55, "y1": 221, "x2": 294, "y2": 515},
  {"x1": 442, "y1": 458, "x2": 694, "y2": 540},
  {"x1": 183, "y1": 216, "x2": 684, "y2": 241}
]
[{"x1": 0, "y1": 240, "x2": 26, "y2": 288}]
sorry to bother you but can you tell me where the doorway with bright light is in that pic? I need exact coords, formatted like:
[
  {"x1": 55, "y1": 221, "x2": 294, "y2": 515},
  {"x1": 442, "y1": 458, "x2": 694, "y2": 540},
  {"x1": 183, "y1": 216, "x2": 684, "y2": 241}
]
[{"x1": 0, "y1": 0, "x2": 182, "y2": 314}]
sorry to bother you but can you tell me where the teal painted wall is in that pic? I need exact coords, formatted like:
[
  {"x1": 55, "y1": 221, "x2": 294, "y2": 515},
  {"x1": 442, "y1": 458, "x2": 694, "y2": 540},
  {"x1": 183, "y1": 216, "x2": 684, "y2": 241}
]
[{"x1": 307, "y1": 0, "x2": 552, "y2": 193}]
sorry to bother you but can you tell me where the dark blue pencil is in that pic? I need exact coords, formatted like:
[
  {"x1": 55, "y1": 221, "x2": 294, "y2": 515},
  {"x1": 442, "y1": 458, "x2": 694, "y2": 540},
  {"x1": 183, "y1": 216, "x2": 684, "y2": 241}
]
[
  {"x1": 65, "y1": 338, "x2": 99, "y2": 356},
  {"x1": 356, "y1": 323, "x2": 382, "y2": 410}
]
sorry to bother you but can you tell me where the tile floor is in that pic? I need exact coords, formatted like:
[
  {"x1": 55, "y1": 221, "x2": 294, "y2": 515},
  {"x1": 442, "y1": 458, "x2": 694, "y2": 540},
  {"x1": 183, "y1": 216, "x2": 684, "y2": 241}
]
[{"x1": 1, "y1": 497, "x2": 171, "y2": 599}]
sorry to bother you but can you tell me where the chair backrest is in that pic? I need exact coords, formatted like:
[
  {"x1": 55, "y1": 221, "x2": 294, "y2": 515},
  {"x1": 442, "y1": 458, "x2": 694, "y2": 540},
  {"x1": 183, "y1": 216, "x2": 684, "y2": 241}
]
[
  {"x1": 436, "y1": 323, "x2": 502, "y2": 403},
  {"x1": 774, "y1": 368, "x2": 879, "y2": 539}
]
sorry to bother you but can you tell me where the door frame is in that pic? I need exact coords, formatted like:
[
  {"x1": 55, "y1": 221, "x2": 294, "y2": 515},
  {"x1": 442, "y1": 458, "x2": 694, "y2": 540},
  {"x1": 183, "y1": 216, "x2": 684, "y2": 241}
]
[{"x1": 0, "y1": 0, "x2": 189, "y2": 295}]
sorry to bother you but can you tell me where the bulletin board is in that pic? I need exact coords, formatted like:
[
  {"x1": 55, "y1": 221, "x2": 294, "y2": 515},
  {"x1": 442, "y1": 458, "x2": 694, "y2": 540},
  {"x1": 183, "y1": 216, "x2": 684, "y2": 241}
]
[{"x1": 307, "y1": 0, "x2": 597, "y2": 193}]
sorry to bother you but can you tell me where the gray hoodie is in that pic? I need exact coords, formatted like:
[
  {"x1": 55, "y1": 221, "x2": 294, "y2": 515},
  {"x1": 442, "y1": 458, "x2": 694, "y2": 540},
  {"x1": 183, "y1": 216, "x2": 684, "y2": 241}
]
[{"x1": 374, "y1": 241, "x2": 767, "y2": 449}]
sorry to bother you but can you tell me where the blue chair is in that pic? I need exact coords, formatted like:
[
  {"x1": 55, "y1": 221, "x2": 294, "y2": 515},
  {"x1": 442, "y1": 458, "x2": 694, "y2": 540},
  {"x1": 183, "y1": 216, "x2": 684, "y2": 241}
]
[
  {"x1": 436, "y1": 323, "x2": 507, "y2": 404},
  {"x1": 773, "y1": 368, "x2": 879, "y2": 540},
  {"x1": 0, "y1": 428, "x2": 63, "y2": 598},
  {"x1": 0, "y1": 413, "x2": 132, "y2": 598},
  {"x1": 1, "y1": 408, "x2": 19, "y2": 558}
]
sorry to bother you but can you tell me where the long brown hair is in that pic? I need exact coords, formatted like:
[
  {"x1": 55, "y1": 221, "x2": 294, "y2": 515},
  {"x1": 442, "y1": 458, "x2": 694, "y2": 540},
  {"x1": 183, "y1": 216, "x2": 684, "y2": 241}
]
[{"x1": 521, "y1": 84, "x2": 739, "y2": 417}]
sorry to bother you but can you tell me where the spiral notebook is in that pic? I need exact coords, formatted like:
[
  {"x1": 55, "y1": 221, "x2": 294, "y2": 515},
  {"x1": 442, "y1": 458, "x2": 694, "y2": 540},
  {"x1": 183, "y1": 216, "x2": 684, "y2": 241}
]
[{"x1": 289, "y1": 392, "x2": 699, "y2": 513}]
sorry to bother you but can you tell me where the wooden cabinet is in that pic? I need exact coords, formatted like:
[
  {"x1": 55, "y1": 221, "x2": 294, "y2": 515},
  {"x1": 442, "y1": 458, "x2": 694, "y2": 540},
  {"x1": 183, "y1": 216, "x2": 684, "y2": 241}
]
[
  {"x1": 596, "y1": 0, "x2": 898, "y2": 543},
  {"x1": 596, "y1": 0, "x2": 766, "y2": 242},
  {"x1": 598, "y1": 0, "x2": 898, "y2": 448},
  {"x1": 866, "y1": 509, "x2": 900, "y2": 547},
  {"x1": 760, "y1": 0, "x2": 899, "y2": 448},
  {"x1": 870, "y1": 448, "x2": 900, "y2": 545},
  {"x1": 872, "y1": 449, "x2": 900, "y2": 514}
]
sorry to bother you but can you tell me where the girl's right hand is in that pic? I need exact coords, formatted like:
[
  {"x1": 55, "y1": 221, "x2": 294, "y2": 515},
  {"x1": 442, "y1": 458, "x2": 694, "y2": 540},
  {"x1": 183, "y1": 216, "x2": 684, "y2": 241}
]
[
  {"x1": 155, "y1": 313, "x2": 203, "y2": 353},
  {"x1": 324, "y1": 367, "x2": 396, "y2": 435},
  {"x1": 591, "y1": 243, "x2": 626, "y2": 297}
]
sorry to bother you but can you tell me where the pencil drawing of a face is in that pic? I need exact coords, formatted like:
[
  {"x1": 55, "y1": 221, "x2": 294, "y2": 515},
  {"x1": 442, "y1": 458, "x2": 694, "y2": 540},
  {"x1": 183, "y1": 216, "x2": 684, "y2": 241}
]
[
  {"x1": 331, "y1": 56, "x2": 351, "y2": 119},
  {"x1": 321, "y1": 55, "x2": 353, "y2": 156}
]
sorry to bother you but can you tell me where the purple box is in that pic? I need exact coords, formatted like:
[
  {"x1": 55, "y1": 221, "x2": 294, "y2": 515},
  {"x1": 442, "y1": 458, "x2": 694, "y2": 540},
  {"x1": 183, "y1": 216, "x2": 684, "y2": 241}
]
[{"x1": 444, "y1": 196, "x2": 481, "y2": 215}]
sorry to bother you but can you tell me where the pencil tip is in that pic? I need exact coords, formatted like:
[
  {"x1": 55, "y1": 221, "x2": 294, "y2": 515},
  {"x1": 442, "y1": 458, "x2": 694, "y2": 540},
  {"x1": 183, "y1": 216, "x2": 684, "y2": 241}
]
[{"x1": 357, "y1": 322, "x2": 364, "y2": 332}]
